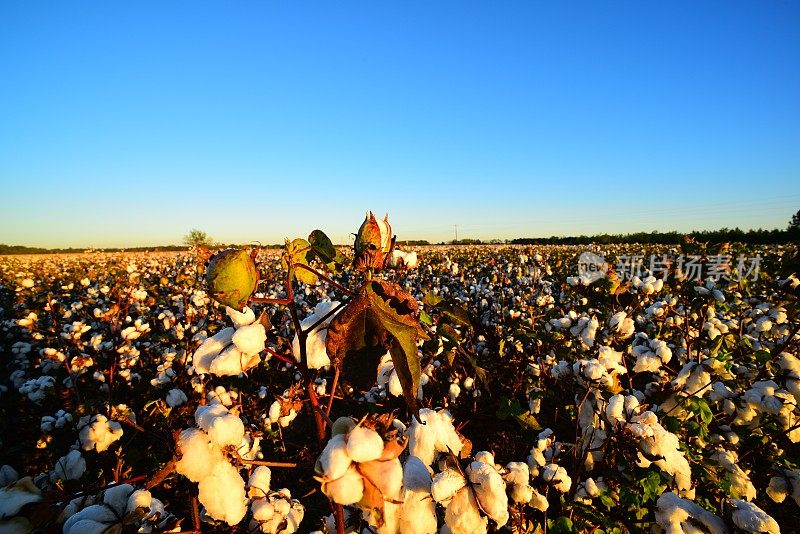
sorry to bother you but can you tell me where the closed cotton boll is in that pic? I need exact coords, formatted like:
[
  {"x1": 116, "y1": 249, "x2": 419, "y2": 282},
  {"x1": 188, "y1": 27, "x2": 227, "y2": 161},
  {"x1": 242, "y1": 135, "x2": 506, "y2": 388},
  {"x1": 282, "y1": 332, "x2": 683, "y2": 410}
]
[
  {"x1": 345, "y1": 426, "x2": 384, "y2": 463},
  {"x1": 317, "y1": 434, "x2": 352, "y2": 480},
  {"x1": 208, "y1": 413, "x2": 245, "y2": 448},
  {"x1": 322, "y1": 465, "x2": 364, "y2": 505},
  {"x1": 198, "y1": 461, "x2": 248, "y2": 526},
  {"x1": 232, "y1": 323, "x2": 266, "y2": 355},
  {"x1": 176, "y1": 429, "x2": 225, "y2": 482}
]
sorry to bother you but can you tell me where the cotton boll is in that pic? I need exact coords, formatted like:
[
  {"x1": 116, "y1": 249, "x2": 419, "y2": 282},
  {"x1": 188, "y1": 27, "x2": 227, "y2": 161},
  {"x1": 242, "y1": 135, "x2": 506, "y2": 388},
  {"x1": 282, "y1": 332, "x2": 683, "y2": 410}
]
[
  {"x1": 322, "y1": 465, "x2": 364, "y2": 505},
  {"x1": 431, "y1": 469, "x2": 467, "y2": 504},
  {"x1": 210, "y1": 344, "x2": 260, "y2": 376},
  {"x1": 248, "y1": 466, "x2": 272, "y2": 498},
  {"x1": 0, "y1": 477, "x2": 42, "y2": 518},
  {"x1": 232, "y1": 323, "x2": 266, "y2": 355},
  {"x1": 175, "y1": 429, "x2": 225, "y2": 483},
  {"x1": 345, "y1": 426, "x2": 384, "y2": 463},
  {"x1": 291, "y1": 301, "x2": 341, "y2": 369},
  {"x1": 51, "y1": 450, "x2": 86, "y2": 482},
  {"x1": 360, "y1": 457, "x2": 404, "y2": 502},
  {"x1": 445, "y1": 488, "x2": 488, "y2": 534},
  {"x1": 198, "y1": 460, "x2": 248, "y2": 526},
  {"x1": 166, "y1": 388, "x2": 188, "y2": 407},
  {"x1": 195, "y1": 403, "x2": 229, "y2": 432},
  {"x1": 467, "y1": 461, "x2": 509, "y2": 527},
  {"x1": 730, "y1": 499, "x2": 780, "y2": 533},
  {"x1": 193, "y1": 327, "x2": 235, "y2": 374},
  {"x1": 399, "y1": 485, "x2": 437, "y2": 534},
  {"x1": 0, "y1": 465, "x2": 18, "y2": 486},
  {"x1": 541, "y1": 464, "x2": 571, "y2": 493},
  {"x1": 226, "y1": 306, "x2": 255, "y2": 328},
  {"x1": 208, "y1": 413, "x2": 245, "y2": 448},
  {"x1": 767, "y1": 476, "x2": 788, "y2": 503},
  {"x1": 317, "y1": 434, "x2": 352, "y2": 481},
  {"x1": 654, "y1": 492, "x2": 727, "y2": 534},
  {"x1": 126, "y1": 489, "x2": 152, "y2": 514},
  {"x1": 78, "y1": 415, "x2": 124, "y2": 452}
]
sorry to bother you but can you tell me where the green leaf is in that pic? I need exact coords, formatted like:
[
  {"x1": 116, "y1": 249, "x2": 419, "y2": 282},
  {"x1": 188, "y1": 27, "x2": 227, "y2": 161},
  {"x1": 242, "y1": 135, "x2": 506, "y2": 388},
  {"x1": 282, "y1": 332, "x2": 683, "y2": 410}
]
[
  {"x1": 419, "y1": 310, "x2": 433, "y2": 326},
  {"x1": 437, "y1": 301, "x2": 472, "y2": 328},
  {"x1": 283, "y1": 238, "x2": 317, "y2": 284},
  {"x1": 422, "y1": 291, "x2": 443, "y2": 308},
  {"x1": 548, "y1": 517, "x2": 575, "y2": 534},
  {"x1": 309, "y1": 230, "x2": 340, "y2": 270}
]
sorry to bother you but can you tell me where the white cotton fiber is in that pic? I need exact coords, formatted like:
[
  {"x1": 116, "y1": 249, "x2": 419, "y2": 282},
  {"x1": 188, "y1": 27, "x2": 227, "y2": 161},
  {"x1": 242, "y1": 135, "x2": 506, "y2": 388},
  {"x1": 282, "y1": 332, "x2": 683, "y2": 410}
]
[
  {"x1": 232, "y1": 323, "x2": 266, "y2": 355},
  {"x1": 198, "y1": 460, "x2": 248, "y2": 525},
  {"x1": 248, "y1": 466, "x2": 272, "y2": 498},
  {"x1": 175, "y1": 428, "x2": 224, "y2": 483},
  {"x1": 195, "y1": 403, "x2": 229, "y2": 431},
  {"x1": 345, "y1": 426, "x2": 384, "y2": 463},
  {"x1": 208, "y1": 413, "x2": 245, "y2": 448},
  {"x1": 193, "y1": 327, "x2": 235, "y2": 374},
  {"x1": 318, "y1": 433, "x2": 352, "y2": 480},
  {"x1": 226, "y1": 306, "x2": 255, "y2": 328}
]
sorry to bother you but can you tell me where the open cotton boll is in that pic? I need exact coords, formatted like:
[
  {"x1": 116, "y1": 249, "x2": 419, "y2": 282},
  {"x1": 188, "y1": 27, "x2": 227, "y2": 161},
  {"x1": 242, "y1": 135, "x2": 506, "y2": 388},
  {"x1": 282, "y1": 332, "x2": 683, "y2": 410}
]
[
  {"x1": 166, "y1": 388, "x2": 188, "y2": 407},
  {"x1": 232, "y1": 323, "x2": 266, "y2": 355},
  {"x1": 467, "y1": 461, "x2": 509, "y2": 527},
  {"x1": 407, "y1": 409, "x2": 463, "y2": 466},
  {"x1": 209, "y1": 344, "x2": 260, "y2": 376},
  {"x1": 542, "y1": 464, "x2": 572, "y2": 493},
  {"x1": 226, "y1": 306, "x2": 255, "y2": 328},
  {"x1": 445, "y1": 487, "x2": 488, "y2": 534},
  {"x1": 0, "y1": 477, "x2": 42, "y2": 518},
  {"x1": 78, "y1": 414, "x2": 123, "y2": 452},
  {"x1": 345, "y1": 426, "x2": 384, "y2": 463},
  {"x1": 730, "y1": 499, "x2": 780, "y2": 533},
  {"x1": 0, "y1": 465, "x2": 18, "y2": 486},
  {"x1": 51, "y1": 450, "x2": 86, "y2": 482},
  {"x1": 432, "y1": 469, "x2": 467, "y2": 504},
  {"x1": 193, "y1": 327, "x2": 235, "y2": 374},
  {"x1": 126, "y1": 489, "x2": 152, "y2": 514},
  {"x1": 195, "y1": 403, "x2": 230, "y2": 431},
  {"x1": 198, "y1": 460, "x2": 248, "y2": 526},
  {"x1": 175, "y1": 428, "x2": 225, "y2": 482},
  {"x1": 291, "y1": 301, "x2": 341, "y2": 369},
  {"x1": 318, "y1": 434, "x2": 352, "y2": 480},
  {"x1": 248, "y1": 466, "x2": 272, "y2": 498},
  {"x1": 208, "y1": 413, "x2": 245, "y2": 448},
  {"x1": 400, "y1": 457, "x2": 436, "y2": 533},
  {"x1": 321, "y1": 465, "x2": 364, "y2": 505},
  {"x1": 654, "y1": 492, "x2": 727, "y2": 534}
]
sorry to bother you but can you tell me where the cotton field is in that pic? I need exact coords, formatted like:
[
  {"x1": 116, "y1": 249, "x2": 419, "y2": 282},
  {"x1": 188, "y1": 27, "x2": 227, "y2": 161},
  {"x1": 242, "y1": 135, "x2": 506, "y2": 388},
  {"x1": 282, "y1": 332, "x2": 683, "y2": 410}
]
[{"x1": 1, "y1": 228, "x2": 799, "y2": 533}]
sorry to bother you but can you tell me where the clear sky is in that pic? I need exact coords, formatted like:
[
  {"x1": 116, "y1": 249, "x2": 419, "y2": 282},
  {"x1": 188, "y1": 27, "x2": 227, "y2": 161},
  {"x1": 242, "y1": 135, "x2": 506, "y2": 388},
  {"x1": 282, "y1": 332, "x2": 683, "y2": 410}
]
[{"x1": 1, "y1": 1, "x2": 798, "y2": 247}]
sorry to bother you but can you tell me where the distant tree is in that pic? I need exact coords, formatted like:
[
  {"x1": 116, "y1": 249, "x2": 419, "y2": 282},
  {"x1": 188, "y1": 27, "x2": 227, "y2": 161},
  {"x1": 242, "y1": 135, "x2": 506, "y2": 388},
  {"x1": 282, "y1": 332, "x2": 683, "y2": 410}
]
[
  {"x1": 789, "y1": 209, "x2": 800, "y2": 231},
  {"x1": 183, "y1": 229, "x2": 214, "y2": 248}
]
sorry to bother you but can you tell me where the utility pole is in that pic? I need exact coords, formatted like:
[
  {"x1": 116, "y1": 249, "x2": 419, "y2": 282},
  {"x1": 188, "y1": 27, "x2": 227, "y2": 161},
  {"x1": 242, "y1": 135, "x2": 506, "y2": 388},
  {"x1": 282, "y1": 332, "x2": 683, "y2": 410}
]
[{"x1": 454, "y1": 224, "x2": 458, "y2": 243}]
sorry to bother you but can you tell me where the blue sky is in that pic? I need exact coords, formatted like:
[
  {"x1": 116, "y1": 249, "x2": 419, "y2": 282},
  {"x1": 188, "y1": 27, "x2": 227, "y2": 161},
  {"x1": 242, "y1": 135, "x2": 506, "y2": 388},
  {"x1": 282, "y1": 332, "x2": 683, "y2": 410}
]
[{"x1": 1, "y1": 1, "x2": 798, "y2": 247}]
